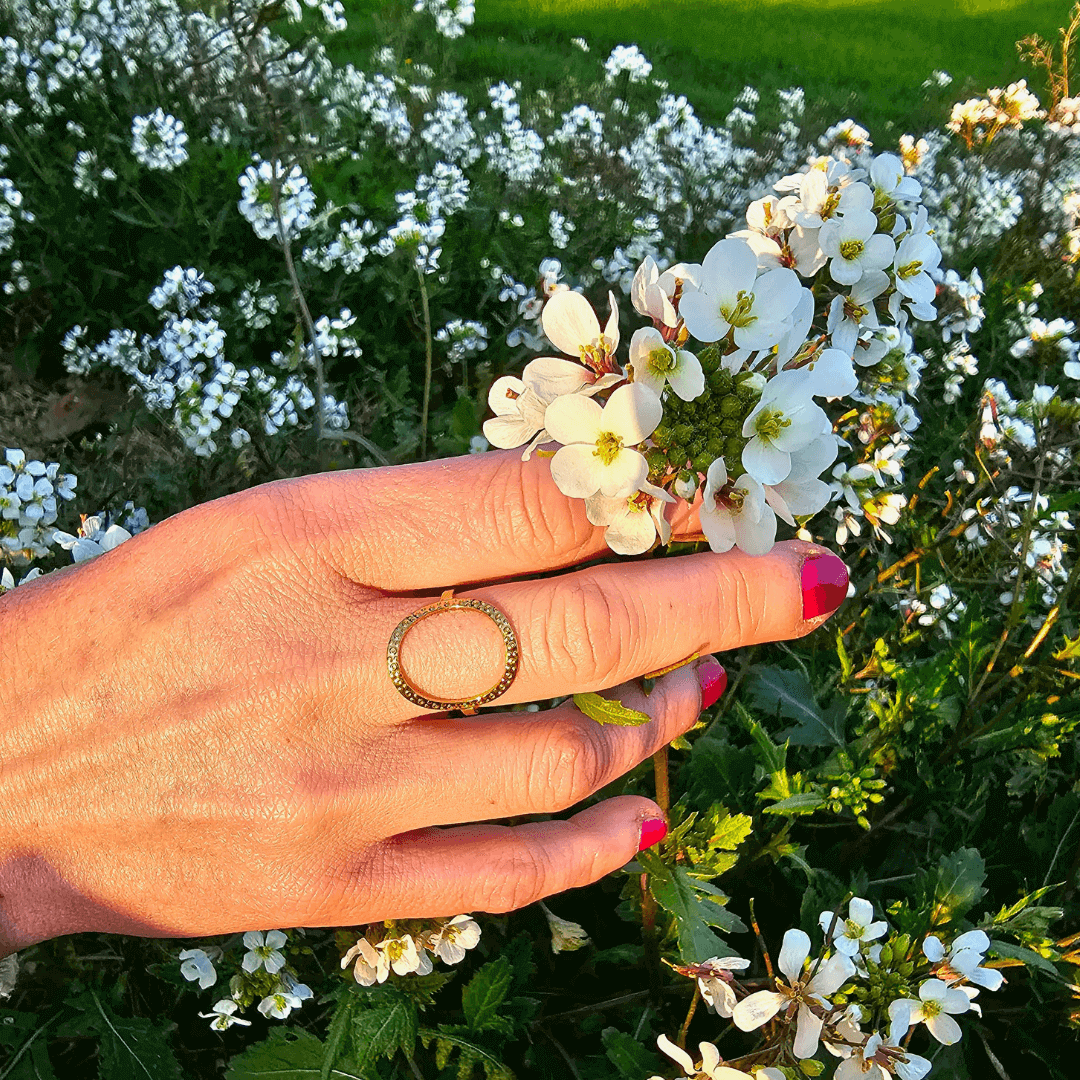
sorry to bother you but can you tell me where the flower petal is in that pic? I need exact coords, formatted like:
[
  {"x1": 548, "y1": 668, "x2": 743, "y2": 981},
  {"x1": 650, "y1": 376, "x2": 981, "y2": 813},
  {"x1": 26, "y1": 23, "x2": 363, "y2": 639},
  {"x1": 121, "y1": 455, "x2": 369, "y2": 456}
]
[
  {"x1": 743, "y1": 438, "x2": 792, "y2": 486},
  {"x1": 544, "y1": 393, "x2": 603, "y2": 446},
  {"x1": 732, "y1": 990, "x2": 785, "y2": 1031},
  {"x1": 542, "y1": 290, "x2": 601, "y2": 357},
  {"x1": 602, "y1": 383, "x2": 663, "y2": 445},
  {"x1": 778, "y1": 928, "x2": 811, "y2": 982},
  {"x1": 793, "y1": 1004, "x2": 825, "y2": 1058},
  {"x1": 523, "y1": 356, "x2": 592, "y2": 400},
  {"x1": 550, "y1": 444, "x2": 602, "y2": 499},
  {"x1": 598, "y1": 448, "x2": 648, "y2": 499},
  {"x1": 925, "y1": 1011, "x2": 962, "y2": 1045},
  {"x1": 656, "y1": 1033, "x2": 695, "y2": 1074},
  {"x1": 668, "y1": 351, "x2": 706, "y2": 400},
  {"x1": 679, "y1": 288, "x2": 730, "y2": 343}
]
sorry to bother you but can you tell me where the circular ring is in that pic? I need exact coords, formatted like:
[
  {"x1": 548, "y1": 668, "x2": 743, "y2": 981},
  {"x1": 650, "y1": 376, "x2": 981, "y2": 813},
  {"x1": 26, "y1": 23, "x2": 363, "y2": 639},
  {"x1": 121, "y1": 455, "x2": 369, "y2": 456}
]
[{"x1": 387, "y1": 589, "x2": 519, "y2": 714}]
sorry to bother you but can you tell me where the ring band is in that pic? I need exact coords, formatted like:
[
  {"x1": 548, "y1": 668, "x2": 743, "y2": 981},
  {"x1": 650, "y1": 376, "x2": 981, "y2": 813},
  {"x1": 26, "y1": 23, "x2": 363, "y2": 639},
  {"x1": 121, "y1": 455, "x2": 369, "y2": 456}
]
[{"x1": 387, "y1": 589, "x2": 519, "y2": 715}]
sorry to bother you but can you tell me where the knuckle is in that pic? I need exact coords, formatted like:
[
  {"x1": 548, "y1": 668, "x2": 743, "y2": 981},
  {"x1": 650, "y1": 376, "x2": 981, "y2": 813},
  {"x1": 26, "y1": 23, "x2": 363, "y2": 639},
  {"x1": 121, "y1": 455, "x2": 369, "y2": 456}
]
[
  {"x1": 478, "y1": 845, "x2": 553, "y2": 912},
  {"x1": 721, "y1": 563, "x2": 767, "y2": 643},
  {"x1": 539, "y1": 577, "x2": 634, "y2": 687},
  {"x1": 532, "y1": 718, "x2": 617, "y2": 811}
]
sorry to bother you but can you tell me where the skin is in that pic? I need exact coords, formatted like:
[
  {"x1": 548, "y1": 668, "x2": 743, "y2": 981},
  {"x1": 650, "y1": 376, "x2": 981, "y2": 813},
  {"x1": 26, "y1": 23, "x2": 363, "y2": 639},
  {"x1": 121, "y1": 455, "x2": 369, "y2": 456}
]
[{"x1": 0, "y1": 450, "x2": 841, "y2": 958}]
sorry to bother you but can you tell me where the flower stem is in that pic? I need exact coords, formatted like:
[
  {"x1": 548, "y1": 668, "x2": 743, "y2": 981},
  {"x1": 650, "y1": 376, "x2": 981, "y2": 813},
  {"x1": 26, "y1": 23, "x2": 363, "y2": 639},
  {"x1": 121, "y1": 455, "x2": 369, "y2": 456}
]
[
  {"x1": 640, "y1": 873, "x2": 663, "y2": 1004},
  {"x1": 676, "y1": 984, "x2": 700, "y2": 1049},
  {"x1": 415, "y1": 265, "x2": 434, "y2": 459},
  {"x1": 652, "y1": 745, "x2": 670, "y2": 814}
]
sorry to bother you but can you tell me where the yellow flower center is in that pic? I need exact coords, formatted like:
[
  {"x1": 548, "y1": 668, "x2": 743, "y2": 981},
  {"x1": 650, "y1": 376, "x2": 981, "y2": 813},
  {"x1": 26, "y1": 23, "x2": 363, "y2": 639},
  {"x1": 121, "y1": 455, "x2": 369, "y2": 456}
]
[
  {"x1": 845, "y1": 299, "x2": 869, "y2": 322},
  {"x1": 897, "y1": 260, "x2": 923, "y2": 279},
  {"x1": 648, "y1": 346, "x2": 676, "y2": 374},
  {"x1": 594, "y1": 431, "x2": 625, "y2": 465},
  {"x1": 720, "y1": 290, "x2": 757, "y2": 329},
  {"x1": 753, "y1": 408, "x2": 791, "y2": 442},
  {"x1": 821, "y1": 191, "x2": 842, "y2": 219},
  {"x1": 921, "y1": 998, "x2": 942, "y2": 1018},
  {"x1": 839, "y1": 238, "x2": 865, "y2": 261},
  {"x1": 845, "y1": 918, "x2": 864, "y2": 938}
]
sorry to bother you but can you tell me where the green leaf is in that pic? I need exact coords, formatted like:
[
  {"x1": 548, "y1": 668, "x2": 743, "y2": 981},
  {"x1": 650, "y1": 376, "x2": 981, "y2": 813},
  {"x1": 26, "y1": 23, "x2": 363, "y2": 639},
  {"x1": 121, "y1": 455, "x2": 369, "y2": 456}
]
[
  {"x1": 640, "y1": 850, "x2": 743, "y2": 961},
  {"x1": 321, "y1": 991, "x2": 358, "y2": 1080},
  {"x1": 461, "y1": 957, "x2": 512, "y2": 1034},
  {"x1": 930, "y1": 848, "x2": 988, "y2": 925},
  {"x1": 988, "y1": 940, "x2": 1064, "y2": 980},
  {"x1": 763, "y1": 792, "x2": 827, "y2": 816},
  {"x1": 573, "y1": 693, "x2": 651, "y2": 726},
  {"x1": 352, "y1": 995, "x2": 418, "y2": 1065},
  {"x1": 419, "y1": 1028, "x2": 514, "y2": 1080},
  {"x1": 743, "y1": 713, "x2": 788, "y2": 773},
  {"x1": 57, "y1": 995, "x2": 182, "y2": 1080},
  {"x1": 601, "y1": 1027, "x2": 662, "y2": 1079},
  {"x1": 0, "y1": 1009, "x2": 58, "y2": 1080},
  {"x1": 226, "y1": 1029, "x2": 368, "y2": 1080},
  {"x1": 745, "y1": 666, "x2": 846, "y2": 748}
]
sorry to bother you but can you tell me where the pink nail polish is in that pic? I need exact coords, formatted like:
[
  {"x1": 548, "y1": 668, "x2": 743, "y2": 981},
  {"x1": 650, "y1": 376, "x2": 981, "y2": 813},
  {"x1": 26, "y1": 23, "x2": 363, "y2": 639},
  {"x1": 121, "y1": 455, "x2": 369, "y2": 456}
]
[
  {"x1": 697, "y1": 657, "x2": 727, "y2": 709},
  {"x1": 801, "y1": 551, "x2": 849, "y2": 621},
  {"x1": 638, "y1": 818, "x2": 667, "y2": 852}
]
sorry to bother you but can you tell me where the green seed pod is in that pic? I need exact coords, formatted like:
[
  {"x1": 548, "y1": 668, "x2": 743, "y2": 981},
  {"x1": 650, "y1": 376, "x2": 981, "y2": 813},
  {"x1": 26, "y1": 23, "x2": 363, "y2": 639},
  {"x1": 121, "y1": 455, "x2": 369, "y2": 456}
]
[
  {"x1": 898, "y1": 961, "x2": 914, "y2": 977},
  {"x1": 706, "y1": 436, "x2": 725, "y2": 458},
  {"x1": 674, "y1": 423, "x2": 694, "y2": 445},
  {"x1": 645, "y1": 447, "x2": 668, "y2": 476},
  {"x1": 799, "y1": 1060, "x2": 825, "y2": 1077},
  {"x1": 720, "y1": 417, "x2": 741, "y2": 436},
  {"x1": 691, "y1": 451, "x2": 713, "y2": 475},
  {"x1": 720, "y1": 394, "x2": 743, "y2": 418},
  {"x1": 698, "y1": 344, "x2": 721, "y2": 372},
  {"x1": 651, "y1": 423, "x2": 672, "y2": 448},
  {"x1": 893, "y1": 934, "x2": 911, "y2": 959}
]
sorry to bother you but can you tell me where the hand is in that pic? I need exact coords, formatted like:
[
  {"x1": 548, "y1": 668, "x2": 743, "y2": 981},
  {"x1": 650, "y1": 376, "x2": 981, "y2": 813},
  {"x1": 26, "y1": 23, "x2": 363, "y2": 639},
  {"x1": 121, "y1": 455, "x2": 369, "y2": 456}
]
[{"x1": 0, "y1": 451, "x2": 847, "y2": 954}]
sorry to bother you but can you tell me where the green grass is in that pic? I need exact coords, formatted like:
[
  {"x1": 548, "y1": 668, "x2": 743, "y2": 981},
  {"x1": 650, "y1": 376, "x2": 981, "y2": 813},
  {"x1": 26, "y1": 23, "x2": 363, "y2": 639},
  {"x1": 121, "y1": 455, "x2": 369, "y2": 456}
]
[{"x1": 342, "y1": 0, "x2": 1073, "y2": 134}]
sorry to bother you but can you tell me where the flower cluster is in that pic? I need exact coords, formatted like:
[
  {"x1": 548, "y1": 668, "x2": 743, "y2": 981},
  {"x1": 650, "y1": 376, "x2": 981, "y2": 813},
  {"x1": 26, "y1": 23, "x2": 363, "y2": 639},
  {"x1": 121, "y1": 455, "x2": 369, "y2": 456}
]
[
  {"x1": 413, "y1": 0, "x2": 474, "y2": 40},
  {"x1": 649, "y1": 899, "x2": 1003, "y2": 1080},
  {"x1": 0, "y1": 449, "x2": 77, "y2": 560},
  {"x1": 178, "y1": 933, "x2": 315, "y2": 1030},
  {"x1": 485, "y1": 150, "x2": 943, "y2": 558},
  {"x1": 339, "y1": 915, "x2": 481, "y2": 985},
  {"x1": 130, "y1": 108, "x2": 189, "y2": 171},
  {"x1": 238, "y1": 158, "x2": 316, "y2": 243}
]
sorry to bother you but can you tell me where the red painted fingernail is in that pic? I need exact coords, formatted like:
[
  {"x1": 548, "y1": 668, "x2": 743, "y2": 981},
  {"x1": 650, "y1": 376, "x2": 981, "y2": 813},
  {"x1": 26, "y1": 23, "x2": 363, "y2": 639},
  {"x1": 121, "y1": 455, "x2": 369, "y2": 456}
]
[
  {"x1": 638, "y1": 817, "x2": 668, "y2": 852},
  {"x1": 801, "y1": 551, "x2": 849, "y2": 621},
  {"x1": 697, "y1": 656, "x2": 727, "y2": 710}
]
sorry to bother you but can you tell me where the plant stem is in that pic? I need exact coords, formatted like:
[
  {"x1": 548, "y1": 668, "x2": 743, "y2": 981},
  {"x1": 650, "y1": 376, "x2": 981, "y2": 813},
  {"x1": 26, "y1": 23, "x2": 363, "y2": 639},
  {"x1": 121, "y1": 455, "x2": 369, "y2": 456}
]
[
  {"x1": 652, "y1": 745, "x2": 670, "y2": 814},
  {"x1": 676, "y1": 985, "x2": 700, "y2": 1049},
  {"x1": 640, "y1": 873, "x2": 663, "y2": 1004},
  {"x1": 415, "y1": 264, "x2": 434, "y2": 459}
]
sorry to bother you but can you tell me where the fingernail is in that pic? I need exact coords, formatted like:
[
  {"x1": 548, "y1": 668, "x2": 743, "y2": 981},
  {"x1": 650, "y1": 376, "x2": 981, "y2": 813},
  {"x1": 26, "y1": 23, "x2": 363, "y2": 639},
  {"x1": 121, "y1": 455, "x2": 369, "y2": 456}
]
[
  {"x1": 638, "y1": 817, "x2": 667, "y2": 852},
  {"x1": 801, "y1": 551, "x2": 849, "y2": 621},
  {"x1": 696, "y1": 656, "x2": 727, "y2": 710}
]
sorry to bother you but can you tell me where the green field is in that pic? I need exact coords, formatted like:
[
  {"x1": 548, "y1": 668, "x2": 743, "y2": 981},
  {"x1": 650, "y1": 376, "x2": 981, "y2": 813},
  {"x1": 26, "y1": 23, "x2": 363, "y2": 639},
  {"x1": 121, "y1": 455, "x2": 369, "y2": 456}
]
[{"x1": 345, "y1": 0, "x2": 1073, "y2": 133}]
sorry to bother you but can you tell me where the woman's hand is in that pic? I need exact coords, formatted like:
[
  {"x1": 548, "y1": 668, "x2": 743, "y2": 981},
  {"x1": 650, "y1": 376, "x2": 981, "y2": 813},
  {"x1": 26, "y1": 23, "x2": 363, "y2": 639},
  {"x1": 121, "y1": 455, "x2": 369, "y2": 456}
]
[{"x1": 0, "y1": 450, "x2": 847, "y2": 955}]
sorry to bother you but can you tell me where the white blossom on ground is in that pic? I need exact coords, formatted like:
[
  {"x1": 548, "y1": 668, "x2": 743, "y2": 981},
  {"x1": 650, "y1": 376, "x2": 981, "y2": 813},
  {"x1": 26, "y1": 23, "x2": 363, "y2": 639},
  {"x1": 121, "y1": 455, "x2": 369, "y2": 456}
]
[
  {"x1": 241, "y1": 930, "x2": 288, "y2": 975},
  {"x1": 131, "y1": 109, "x2": 188, "y2": 171},
  {"x1": 179, "y1": 948, "x2": 217, "y2": 990},
  {"x1": 199, "y1": 999, "x2": 251, "y2": 1031}
]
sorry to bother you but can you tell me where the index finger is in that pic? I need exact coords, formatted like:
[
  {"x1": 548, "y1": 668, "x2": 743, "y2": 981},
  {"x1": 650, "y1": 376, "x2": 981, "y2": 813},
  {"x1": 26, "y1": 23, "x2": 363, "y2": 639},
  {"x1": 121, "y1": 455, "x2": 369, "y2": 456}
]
[{"x1": 267, "y1": 450, "x2": 691, "y2": 591}]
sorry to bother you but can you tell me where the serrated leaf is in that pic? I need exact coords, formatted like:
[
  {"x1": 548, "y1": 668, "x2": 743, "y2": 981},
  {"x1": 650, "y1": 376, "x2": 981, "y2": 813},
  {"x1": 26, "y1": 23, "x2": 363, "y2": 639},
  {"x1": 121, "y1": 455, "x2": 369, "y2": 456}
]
[
  {"x1": 69, "y1": 995, "x2": 182, "y2": 1080},
  {"x1": 573, "y1": 693, "x2": 651, "y2": 726},
  {"x1": 226, "y1": 1029, "x2": 368, "y2": 1079},
  {"x1": 352, "y1": 996, "x2": 417, "y2": 1065},
  {"x1": 640, "y1": 850, "x2": 742, "y2": 961},
  {"x1": 763, "y1": 792, "x2": 827, "y2": 815},
  {"x1": 419, "y1": 1029, "x2": 514, "y2": 1080},
  {"x1": 462, "y1": 957, "x2": 512, "y2": 1034},
  {"x1": 707, "y1": 809, "x2": 754, "y2": 851},
  {"x1": 931, "y1": 848, "x2": 987, "y2": 925},
  {"x1": 746, "y1": 666, "x2": 846, "y2": 748},
  {"x1": 601, "y1": 1027, "x2": 662, "y2": 1079},
  {"x1": 321, "y1": 991, "x2": 358, "y2": 1080}
]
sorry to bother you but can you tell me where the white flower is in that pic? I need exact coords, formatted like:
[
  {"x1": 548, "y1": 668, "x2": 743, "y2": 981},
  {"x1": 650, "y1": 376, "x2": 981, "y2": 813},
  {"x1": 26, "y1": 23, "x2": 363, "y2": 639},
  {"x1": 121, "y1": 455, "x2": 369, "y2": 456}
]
[
  {"x1": 888, "y1": 978, "x2": 970, "y2": 1045},
  {"x1": 242, "y1": 930, "x2": 288, "y2": 975},
  {"x1": 923, "y1": 930, "x2": 1004, "y2": 991},
  {"x1": 258, "y1": 989, "x2": 305, "y2": 1020},
  {"x1": 679, "y1": 238, "x2": 802, "y2": 351},
  {"x1": 834, "y1": 1032, "x2": 930, "y2": 1080},
  {"x1": 544, "y1": 382, "x2": 662, "y2": 499},
  {"x1": 827, "y1": 271, "x2": 889, "y2": 356},
  {"x1": 651, "y1": 1034, "x2": 756, "y2": 1080},
  {"x1": 540, "y1": 903, "x2": 590, "y2": 954},
  {"x1": 741, "y1": 371, "x2": 830, "y2": 485},
  {"x1": 428, "y1": 915, "x2": 482, "y2": 964},
  {"x1": 629, "y1": 326, "x2": 704, "y2": 400},
  {"x1": 179, "y1": 948, "x2": 217, "y2": 990},
  {"x1": 870, "y1": 153, "x2": 922, "y2": 201},
  {"x1": 732, "y1": 928, "x2": 856, "y2": 1059},
  {"x1": 819, "y1": 897, "x2": 888, "y2": 956},
  {"x1": 586, "y1": 480, "x2": 674, "y2": 555},
  {"x1": 483, "y1": 356, "x2": 616, "y2": 459},
  {"x1": 820, "y1": 209, "x2": 896, "y2": 286},
  {"x1": 199, "y1": 999, "x2": 251, "y2": 1030},
  {"x1": 700, "y1": 460, "x2": 778, "y2": 556},
  {"x1": 765, "y1": 435, "x2": 837, "y2": 526},
  {"x1": 694, "y1": 956, "x2": 751, "y2": 1018},
  {"x1": 893, "y1": 232, "x2": 941, "y2": 306},
  {"x1": 341, "y1": 936, "x2": 388, "y2": 986},
  {"x1": 542, "y1": 289, "x2": 621, "y2": 373},
  {"x1": 377, "y1": 933, "x2": 431, "y2": 976},
  {"x1": 53, "y1": 516, "x2": 133, "y2": 562}
]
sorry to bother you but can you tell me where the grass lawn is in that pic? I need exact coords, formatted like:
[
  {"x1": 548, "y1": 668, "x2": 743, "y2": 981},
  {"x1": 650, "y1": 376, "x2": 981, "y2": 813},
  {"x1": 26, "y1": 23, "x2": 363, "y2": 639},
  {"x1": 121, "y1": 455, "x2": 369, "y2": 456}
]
[{"x1": 343, "y1": 0, "x2": 1073, "y2": 134}]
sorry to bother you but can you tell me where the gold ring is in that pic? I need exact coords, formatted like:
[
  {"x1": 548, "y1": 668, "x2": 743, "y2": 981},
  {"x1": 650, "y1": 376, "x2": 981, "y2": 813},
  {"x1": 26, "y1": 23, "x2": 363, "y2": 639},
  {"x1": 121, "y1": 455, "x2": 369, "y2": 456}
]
[{"x1": 387, "y1": 589, "x2": 519, "y2": 715}]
